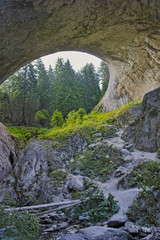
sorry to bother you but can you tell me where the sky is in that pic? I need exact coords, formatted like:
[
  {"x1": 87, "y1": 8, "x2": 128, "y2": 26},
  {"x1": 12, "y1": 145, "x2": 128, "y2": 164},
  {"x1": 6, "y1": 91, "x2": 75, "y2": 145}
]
[{"x1": 41, "y1": 51, "x2": 102, "y2": 71}]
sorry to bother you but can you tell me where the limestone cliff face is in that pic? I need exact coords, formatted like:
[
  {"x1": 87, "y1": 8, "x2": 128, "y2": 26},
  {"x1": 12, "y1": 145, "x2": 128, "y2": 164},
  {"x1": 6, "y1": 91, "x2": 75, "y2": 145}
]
[
  {"x1": 0, "y1": 0, "x2": 160, "y2": 110},
  {"x1": 123, "y1": 87, "x2": 160, "y2": 152},
  {"x1": 0, "y1": 123, "x2": 17, "y2": 181}
]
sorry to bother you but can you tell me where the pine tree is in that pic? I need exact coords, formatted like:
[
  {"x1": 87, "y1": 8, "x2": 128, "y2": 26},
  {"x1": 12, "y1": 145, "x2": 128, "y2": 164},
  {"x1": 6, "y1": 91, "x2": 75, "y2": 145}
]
[
  {"x1": 98, "y1": 61, "x2": 110, "y2": 95},
  {"x1": 79, "y1": 63, "x2": 102, "y2": 113}
]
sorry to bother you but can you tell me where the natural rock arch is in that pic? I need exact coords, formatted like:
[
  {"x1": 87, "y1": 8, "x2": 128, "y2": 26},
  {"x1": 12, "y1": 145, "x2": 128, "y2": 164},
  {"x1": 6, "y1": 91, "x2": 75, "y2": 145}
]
[{"x1": 0, "y1": 0, "x2": 160, "y2": 110}]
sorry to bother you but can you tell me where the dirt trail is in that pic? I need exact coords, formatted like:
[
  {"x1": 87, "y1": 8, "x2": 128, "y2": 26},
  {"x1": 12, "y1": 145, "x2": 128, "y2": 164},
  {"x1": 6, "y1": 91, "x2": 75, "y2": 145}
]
[{"x1": 100, "y1": 129, "x2": 157, "y2": 215}]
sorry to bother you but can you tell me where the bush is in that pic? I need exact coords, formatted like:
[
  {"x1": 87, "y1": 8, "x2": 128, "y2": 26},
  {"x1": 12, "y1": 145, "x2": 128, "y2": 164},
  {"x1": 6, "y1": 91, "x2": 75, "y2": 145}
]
[
  {"x1": 71, "y1": 144, "x2": 124, "y2": 182},
  {"x1": 127, "y1": 190, "x2": 159, "y2": 227},
  {"x1": 0, "y1": 205, "x2": 40, "y2": 240},
  {"x1": 35, "y1": 109, "x2": 49, "y2": 127},
  {"x1": 50, "y1": 110, "x2": 64, "y2": 127},
  {"x1": 67, "y1": 180, "x2": 119, "y2": 225},
  {"x1": 66, "y1": 108, "x2": 86, "y2": 126},
  {"x1": 118, "y1": 160, "x2": 160, "y2": 190}
]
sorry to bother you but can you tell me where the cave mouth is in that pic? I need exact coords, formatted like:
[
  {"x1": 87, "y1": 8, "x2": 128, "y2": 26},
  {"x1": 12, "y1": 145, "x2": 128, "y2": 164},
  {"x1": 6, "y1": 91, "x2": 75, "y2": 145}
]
[{"x1": 0, "y1": 51, "x2": 110, "y2": 127}]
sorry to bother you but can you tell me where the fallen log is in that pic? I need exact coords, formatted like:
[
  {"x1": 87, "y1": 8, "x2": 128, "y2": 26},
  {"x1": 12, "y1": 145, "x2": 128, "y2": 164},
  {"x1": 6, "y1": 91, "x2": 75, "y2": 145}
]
[
  {"x1": 5, "y1": 199, "x2": 81, "y2": 212},
  {"x1": 34, "y1": 201, "x2": 81, "y2": 216}
]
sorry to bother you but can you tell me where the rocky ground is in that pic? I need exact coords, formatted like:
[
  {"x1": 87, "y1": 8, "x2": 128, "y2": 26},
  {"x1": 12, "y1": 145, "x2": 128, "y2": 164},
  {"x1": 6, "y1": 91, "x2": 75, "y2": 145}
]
[
  {"x1": 36, "y1": 128, "x2": 159, "y2": 240},
  {"x1": 1, "y1": 123, "x2": 159, "y2": 240},
  {"x1": 1, "y1": 88, "x2": 160, "y2": 240}
]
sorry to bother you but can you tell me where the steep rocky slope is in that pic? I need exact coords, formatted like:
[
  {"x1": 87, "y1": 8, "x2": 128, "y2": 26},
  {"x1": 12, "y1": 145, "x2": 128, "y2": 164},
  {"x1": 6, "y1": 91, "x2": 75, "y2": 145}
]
[
  {"x1": 0, "y1": 122, "x2": 159, "y2": 239},
  {"x1": 123, "y1": 87, "x2": 160, "y2": 152},
  {"x1": 0, "y1": 0, "x2": 160, "y2": 110},
  {"x1": 0, "y1": 123, "x2": 17, "y2": 202}
]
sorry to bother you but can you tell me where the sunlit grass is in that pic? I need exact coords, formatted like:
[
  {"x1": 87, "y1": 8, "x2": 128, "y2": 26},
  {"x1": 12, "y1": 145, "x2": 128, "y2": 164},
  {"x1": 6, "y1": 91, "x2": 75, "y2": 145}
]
[{"x1": 6, "y1": 101, "x2": 141, "y2": 142}]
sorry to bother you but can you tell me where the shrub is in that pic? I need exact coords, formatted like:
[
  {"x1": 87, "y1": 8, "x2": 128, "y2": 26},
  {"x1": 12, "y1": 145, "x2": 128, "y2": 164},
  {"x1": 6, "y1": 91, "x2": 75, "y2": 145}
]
[
  {"x1": 0, "y1": 205, "x2": 40, "y2": 240},
  {"x1": 67, "y1": 180, "x2": 119, "y2": 225},
  {"x1": 71, "y1": 144, "x2": 124, "y2": 182},
  {"x1": 118, "y1": 160, "x2": 160, "y2": 190},
  {"x1": 66, "y1": 108, "x2": 86, "y2": 126},
  {"x1": 127, "y1": 190, "x2": 159, "y2": 227},
  {"x1": 35, "y1": 109, "x2": 49, "y2": 127},
  {"x1": 50, "y1": 110, "x2": 64, "y2": 127}
]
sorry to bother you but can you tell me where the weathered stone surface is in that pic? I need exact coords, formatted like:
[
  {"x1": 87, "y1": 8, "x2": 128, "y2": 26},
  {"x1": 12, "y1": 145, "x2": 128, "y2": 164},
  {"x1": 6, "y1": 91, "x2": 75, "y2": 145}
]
[
  {"x1": 0, "y1": 123, "x2": 17, "y2": 181},
  {"x1": 123, "y1": 87, "x2": 160, "y2": 152},
  {"x1": 107, "y1": 212, "x2": 127, "y2": 227},
  {"x1": 59, "y1": 233, "x2": 94, "y2": 240},
  {"x1": 67, "y1": 174, "x2": 84, "y2": 191},
  {"x1": 11, "y1": 134, "x2": 87, "y2": 202},
  {"x1": 0, "y1": 1, "x2": 160, "y2": 110},
  {"x1": 79, "y1": 226, "x2": 133, "y2": 240}
]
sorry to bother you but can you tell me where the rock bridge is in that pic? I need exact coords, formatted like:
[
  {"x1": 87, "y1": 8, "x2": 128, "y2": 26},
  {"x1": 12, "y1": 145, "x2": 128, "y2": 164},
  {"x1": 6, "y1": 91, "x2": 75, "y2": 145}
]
[{"x1": 0, "y1": 0, "x2": 160, "y2": 110}]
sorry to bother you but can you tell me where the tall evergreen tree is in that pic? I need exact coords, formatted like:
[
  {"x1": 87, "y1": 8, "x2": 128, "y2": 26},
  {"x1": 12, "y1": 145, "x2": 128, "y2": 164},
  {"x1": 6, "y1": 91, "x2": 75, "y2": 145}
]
[
  {"x1": 79, "y1": 63, "x2": 102, "y2": 113},
  {"x1": 54, "y1": 58, "x2": 83, "y2": 117},
  {"x1": 0, "y1": 57, "x2": 103, "y2": 126},
  {"x1": 98, "y1": 61, "x2": 110, "y2": 95},
  {"x1": 36, "y1": 59, "x2": 50, "y2": 110}
]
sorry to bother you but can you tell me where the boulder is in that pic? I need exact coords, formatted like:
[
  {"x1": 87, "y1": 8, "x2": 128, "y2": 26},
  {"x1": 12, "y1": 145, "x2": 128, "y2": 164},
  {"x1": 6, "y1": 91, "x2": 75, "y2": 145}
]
[
  {"x1": 79, "y1": 226, "x2": 133, "y2": 240},
  {"x1": 12, "y1": 134, "x2": 87, "y2": 202},
  {"x1": 123, "y1": 87, "x2": 160, "y2": 152},
  {"x1": 13, "y1": 139, "x2": 67, "y2": 202},
  {"x1": 107, "y1": 213, "x2": 127, "y2": 228},
  {"x1": 67, "y1": 174, "x2": 84, "y2": 191},
  {"x1": 59, "y1": 233, "x2": 94, "y2": 240}
]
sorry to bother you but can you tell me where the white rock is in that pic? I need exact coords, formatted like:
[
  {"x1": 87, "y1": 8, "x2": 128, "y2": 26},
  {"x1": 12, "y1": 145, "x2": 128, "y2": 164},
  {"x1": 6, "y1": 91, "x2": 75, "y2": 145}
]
[
  {"x1": 67, "y1": 174, "x2": 84, "y2": 191},
  {"x1": 122, "y1": 149, "x2": 131, "y2": 158},
  {"x1": 124, "y1": 155, "x2": 134, "y2": 163}
]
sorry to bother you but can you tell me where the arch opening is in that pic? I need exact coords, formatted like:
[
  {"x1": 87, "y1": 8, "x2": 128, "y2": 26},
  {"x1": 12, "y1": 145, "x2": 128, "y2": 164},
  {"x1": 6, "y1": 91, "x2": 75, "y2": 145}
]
[
  {"x1": 0, "y1": 0, "x2": 159, "y2": 113},
  {"x1": 0, "y1": 51, "x2": 110, "y2": 127}
]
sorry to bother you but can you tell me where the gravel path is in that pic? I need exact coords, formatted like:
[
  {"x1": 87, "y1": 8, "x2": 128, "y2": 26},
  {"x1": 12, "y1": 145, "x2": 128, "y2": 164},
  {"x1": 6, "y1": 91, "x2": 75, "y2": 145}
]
[{"x1": 100, "y1": 128, "x2": 157, "y2": 215}]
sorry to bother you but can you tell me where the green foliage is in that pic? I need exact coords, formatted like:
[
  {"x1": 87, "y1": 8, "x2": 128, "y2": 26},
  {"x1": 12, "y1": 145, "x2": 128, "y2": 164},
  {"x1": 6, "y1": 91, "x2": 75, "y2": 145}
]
[
  {"x1": 0, "y1": 205, "x2": 40, "y2": 240},
  {"x1": 71, "y1": 144, "x2": 124, "y2": 182},
  {"x1": 0, "y1": 58, "x2": 104, "y2": 126},
  {"x1": 50, "y1": 110, "x2": 64, "y2": 127},
  {"x1": 119, "y1": 160, "x2": 160, "y2": 190},
  {"x1": 35, "y1": 110, "x2": 47, "y2": 121},
  {"x1": 123, "y1": 160, "x2": 160, "y2": 227},
  {"x1": 67, "y1": 180, "x2": 119, "y2": 225},
  {"x1": 127, "y1": 190, "x2": 159, "y2": 227},
  {"x1": 48, "y1": 169, "x2": 68, "y2": 187},
  {"x1": 39, "y1": 101, "x2": 140, "y2": 142},
  {"x1": 98, "y1": 61, "x2": 110, "y2": 95},
  {"x1": 79, "y1": 63, "x2": 102, "y2": 113},
  {"x1": 6, "y1": 126, "x2": 34, "y2": 142},
  {"x1": 35, "y1": 109, "x2": 50, "y2": 127},
  {"x1": 66, "y1": 108, "x2": 86, "y2": 125}
]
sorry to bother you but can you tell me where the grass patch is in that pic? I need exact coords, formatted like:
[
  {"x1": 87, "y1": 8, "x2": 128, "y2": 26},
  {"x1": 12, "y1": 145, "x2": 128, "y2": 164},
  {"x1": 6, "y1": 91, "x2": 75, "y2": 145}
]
[
  {"x1": 38, "y1": 101, "x2": 141, "y2": 142},
  {"x1": 71, "y1": 144, "x2": 124, "y2": 182},
  {"x1": 5, "y1": 101, "x2": 141, "y2": 144}
]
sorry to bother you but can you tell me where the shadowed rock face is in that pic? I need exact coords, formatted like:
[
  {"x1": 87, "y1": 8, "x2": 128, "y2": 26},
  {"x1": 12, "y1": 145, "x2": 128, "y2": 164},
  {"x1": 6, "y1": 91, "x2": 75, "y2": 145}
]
[
  {"x1": 0, "y1": 0, "x2": 160, "y2": 110},
  {"x1": 123, "y1": 87, "x2": 160, "y2": 152}
]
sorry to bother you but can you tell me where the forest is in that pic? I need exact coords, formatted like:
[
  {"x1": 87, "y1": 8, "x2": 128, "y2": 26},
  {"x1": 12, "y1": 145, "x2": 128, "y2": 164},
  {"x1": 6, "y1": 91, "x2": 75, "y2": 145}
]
[{"x1": 0, "y1": 58, "x2": 109, "y2": 127}]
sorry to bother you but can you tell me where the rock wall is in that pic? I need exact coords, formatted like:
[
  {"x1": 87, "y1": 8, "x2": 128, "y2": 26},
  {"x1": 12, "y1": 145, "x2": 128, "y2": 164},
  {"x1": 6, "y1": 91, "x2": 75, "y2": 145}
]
[
  {"x1": 0, "y1": 0, "x2": 160, "y2": 110},
  {"x1": 12, "y1": 136, "x2": 87, "y2": 203},
  {"x1": 0, "y1": 123, "x2": 17, "y2": 181},
  {"x1": 123, "y1": 87, "x2": 160, "y2": 152}
]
